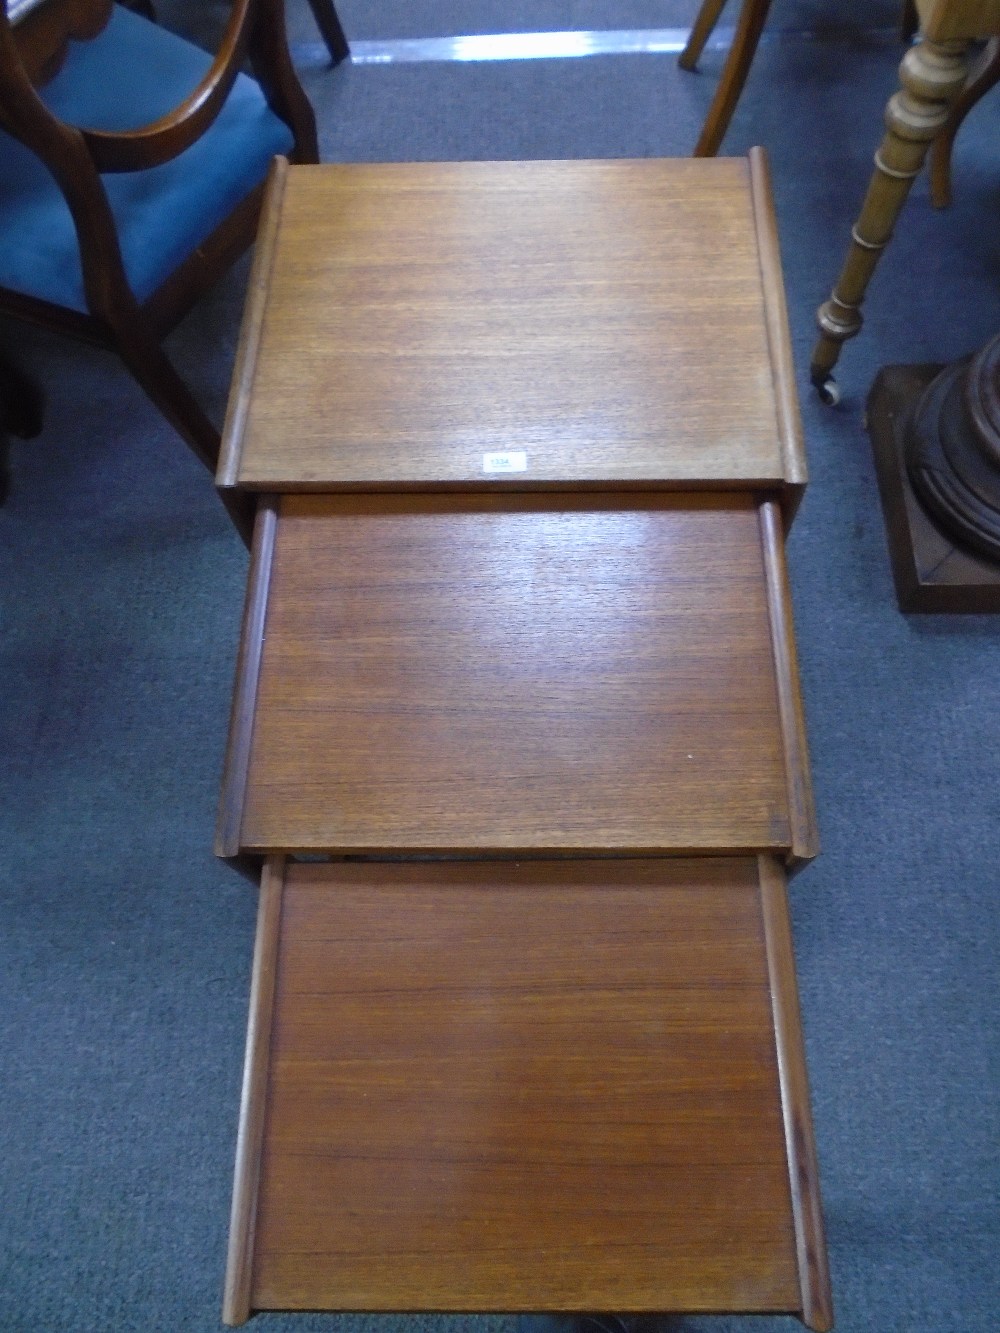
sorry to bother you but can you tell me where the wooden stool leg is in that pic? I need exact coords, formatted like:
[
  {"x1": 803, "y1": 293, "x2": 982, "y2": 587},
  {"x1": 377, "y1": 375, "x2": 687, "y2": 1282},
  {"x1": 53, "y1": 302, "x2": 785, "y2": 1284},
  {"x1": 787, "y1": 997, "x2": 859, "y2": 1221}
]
[
  {"x1": 900, "y1": 0, "x2": 919, "y2": 42},
  {"x1": 810, "y1": 34, "x2": 973, "y2": 401},
  {"x1": 930, "y1": 37, "x2": 1000, "y2": 207},
  {"x1": 679, "y1": 0, "x2": 730, "y2": 71},
  {"x1": 304, "y1": 0, "x2": 349, "y2": 66},
  {"x1": 689, "y1": 0, "x2": 775, "y2": 157}
]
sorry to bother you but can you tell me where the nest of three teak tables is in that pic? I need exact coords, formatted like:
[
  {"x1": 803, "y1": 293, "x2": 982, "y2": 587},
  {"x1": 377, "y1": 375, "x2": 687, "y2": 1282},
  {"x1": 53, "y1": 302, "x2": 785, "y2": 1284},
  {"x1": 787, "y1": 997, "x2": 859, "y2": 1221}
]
[{"x1": 213, "y1": 151, "x2": 833, "y2": 1330}]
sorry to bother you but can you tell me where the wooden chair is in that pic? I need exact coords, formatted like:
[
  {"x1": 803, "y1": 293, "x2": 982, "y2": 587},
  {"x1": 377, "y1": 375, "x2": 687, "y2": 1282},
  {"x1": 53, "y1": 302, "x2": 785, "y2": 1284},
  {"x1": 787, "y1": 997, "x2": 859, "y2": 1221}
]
[
  {"x1": 679, "y1": 0, "x2": 990, "y2": 199},
  {"x1": 0, "y1": 0, "x2": 320, "y2": 541}
]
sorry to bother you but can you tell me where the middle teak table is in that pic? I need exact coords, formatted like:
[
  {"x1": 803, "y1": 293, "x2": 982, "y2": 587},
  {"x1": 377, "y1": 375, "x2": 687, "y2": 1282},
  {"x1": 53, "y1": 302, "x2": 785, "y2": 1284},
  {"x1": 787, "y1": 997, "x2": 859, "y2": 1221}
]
[{"x1": 213, "y1": 152, "x2": 833, "y2": 1331}]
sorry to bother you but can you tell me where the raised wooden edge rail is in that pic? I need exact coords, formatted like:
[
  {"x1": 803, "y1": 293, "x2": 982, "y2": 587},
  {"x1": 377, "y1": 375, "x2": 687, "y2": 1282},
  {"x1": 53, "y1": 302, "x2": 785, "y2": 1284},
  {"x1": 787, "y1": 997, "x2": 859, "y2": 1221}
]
[
  {"x1": 758, "y1": 499, "x2": 819, "y2": 869},
  {"x1": 217, "y1": 158, "x2": 289, "y2": 490},
  {"x1": 222, "y1": 855, "x2": 284, "y2": 1327},
  {"x1": 747, "y1": 146, "x2": 809, "y2": 521},
  {"x1": 215, "y1": 496, "x2": 279, "y2": 859},
  {"x1": 758, "y1": 854, "x2": 834, "y2": 1331}
]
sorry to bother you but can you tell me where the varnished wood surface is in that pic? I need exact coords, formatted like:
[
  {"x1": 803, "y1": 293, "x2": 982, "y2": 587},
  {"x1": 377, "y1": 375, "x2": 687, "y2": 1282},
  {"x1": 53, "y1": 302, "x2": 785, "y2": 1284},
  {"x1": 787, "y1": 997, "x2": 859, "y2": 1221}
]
[
  {"x1": 218, "y1": 158, "x2": 797, "y2": 493},
  {"x1": 747, "y1": 148, "x2": 807, "y2": 518},
  {"x1": 8, "y1": 0, "x2": 110, "y2": 85},
  {"x1": 917, "y1": 0, "x2": 1000, "y2": 41},
  {"x1": 232, "y1": 492, "x2": 797, "y2": 856},
  {"x1": 223, "y1": 857, "x2": 284, "y2": 1327},
  {"x1": 241, "y1": 855, "x2": 811, "y2": 1316},
  {"x1": 219, "y1": 160, "x2": 290, "y2": 491},
  {"x1": 758, "y1": 856, "x2": 833, "y2": 1332},
  {"x1": 811, "y1": 19, "x2": 984, "y2": 384},
  {"x1": 216, "y1": 497, "x2": 279, "y2": 858},
  {"x1": 758, "y1": 500, "x2": 818, "y2": 867}
]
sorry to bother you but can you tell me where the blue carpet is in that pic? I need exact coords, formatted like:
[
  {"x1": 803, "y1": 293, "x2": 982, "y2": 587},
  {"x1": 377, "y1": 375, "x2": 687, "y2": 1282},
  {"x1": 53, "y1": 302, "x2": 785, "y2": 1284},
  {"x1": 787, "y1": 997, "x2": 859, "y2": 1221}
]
[{"x1": 1, "y1": 3, "x2": 998, "y2": 1331}]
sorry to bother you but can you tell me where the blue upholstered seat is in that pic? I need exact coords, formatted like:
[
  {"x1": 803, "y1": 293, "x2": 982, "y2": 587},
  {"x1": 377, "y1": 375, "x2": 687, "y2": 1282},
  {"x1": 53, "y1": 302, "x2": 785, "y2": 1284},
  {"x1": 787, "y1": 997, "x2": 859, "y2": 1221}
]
[{"x1": 0, "y1": 4, "x2": 294, "y2": 312}]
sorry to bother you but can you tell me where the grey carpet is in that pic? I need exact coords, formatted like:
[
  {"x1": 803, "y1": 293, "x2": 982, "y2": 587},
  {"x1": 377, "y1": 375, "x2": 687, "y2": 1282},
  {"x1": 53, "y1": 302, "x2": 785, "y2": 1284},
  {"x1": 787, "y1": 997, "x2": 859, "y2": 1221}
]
[
  {"x1": 1, "y1": 3, "x2": 998, "y2": 1331},
  {"x1": 322, "y1": 1, "x2": 905, "y2": 41}
]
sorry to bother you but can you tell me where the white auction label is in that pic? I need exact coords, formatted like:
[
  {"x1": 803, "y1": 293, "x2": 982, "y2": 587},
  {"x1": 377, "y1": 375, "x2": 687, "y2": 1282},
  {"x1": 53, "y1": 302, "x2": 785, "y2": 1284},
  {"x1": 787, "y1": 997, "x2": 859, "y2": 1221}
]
[{"x1": 482, "y1": 451, "x2": 528, "y2": 474}]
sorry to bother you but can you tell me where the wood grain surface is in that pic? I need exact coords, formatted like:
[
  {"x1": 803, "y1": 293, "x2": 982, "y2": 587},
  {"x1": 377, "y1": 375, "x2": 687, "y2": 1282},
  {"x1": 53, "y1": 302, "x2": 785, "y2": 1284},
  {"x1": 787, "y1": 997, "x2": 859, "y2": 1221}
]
[
  {"x1": 758, "y1": 855, "x2": 834, "y2": 1332},
  {"x1": 219, "y1": 158, "x2": 793, "y2": 492},
  {"x1": 747, "y1": 147, "x2": 807, "y2": 520},
  {"x1": 223, "y1": 857, "x2": 285, "y2": 1327},
  {"x1": 917, "y1": 0, "x2": 1000, "y2": 41},
  {"x1": 244, "y1": 856, "x2": 807, "y2": 1315},
  {"x1": 235, "y1": 492, "x2": 794, "y2": 855},
  {"x1": 758, "y1": 500, "x2": 818, "y2": 868},
  {"x1": 216, "y1": 497, "x2": 278, "y2": 859}
]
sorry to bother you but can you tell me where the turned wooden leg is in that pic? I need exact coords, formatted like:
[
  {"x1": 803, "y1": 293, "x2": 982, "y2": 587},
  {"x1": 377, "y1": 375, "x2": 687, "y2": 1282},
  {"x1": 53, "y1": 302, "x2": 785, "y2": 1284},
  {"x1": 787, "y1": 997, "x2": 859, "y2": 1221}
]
[
  {"x1": 811, "y1": 34, "x2": 973, "y2": 401},
  {"x1": 678, "y1": 0, "x2": 730, "y2": 71},
  {"x1": 900, "y1": 0, "x2": 919, "y2": 42},
  {"x1": 113, "y1": 318, "x2": 254, "y2": 548},
  {"x1": 930, "y1": 37, "x2": 1000, "y2": 208},
  {"x1": 686, "y1": 0, "x2": 775, "y2": 157}
]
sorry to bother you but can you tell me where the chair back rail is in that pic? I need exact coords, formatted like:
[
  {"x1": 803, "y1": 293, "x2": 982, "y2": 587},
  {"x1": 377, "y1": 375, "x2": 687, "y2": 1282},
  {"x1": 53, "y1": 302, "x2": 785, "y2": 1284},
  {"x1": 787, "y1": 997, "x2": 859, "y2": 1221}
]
[
  {"x1": 5, "y1": 0, "x2": 280, "y2": 173},
  {"x1": 7, "y1": 0, "x2": 111, "y2": 85},
  {"x1": 81, "y1": 0, "x2": 254, "y2": 171},
  {"x1": 0, "y1": 8, "x2": 133, "y2": 322}
]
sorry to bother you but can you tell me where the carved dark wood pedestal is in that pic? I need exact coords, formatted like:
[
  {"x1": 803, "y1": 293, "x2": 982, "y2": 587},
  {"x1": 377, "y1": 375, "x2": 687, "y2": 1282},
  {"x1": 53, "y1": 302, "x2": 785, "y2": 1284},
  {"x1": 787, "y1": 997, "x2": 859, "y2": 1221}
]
[{"x1": 867, "y1": 333, "x2": 1000, "y2": 613}]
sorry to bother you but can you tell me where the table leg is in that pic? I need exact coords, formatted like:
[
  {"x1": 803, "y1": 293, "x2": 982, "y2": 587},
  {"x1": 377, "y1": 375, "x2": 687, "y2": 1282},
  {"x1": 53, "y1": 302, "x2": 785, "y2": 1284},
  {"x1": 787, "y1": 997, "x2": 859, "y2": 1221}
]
[
  {"x1": 930, "y1": 37, "x2": 1000, "y2": 208},
  {"x1": 680, "y1": 0, "x2": 776, "y2": 157},
  {"x1": 810, "y1": 34, "x2": 972, "y2": 403}
]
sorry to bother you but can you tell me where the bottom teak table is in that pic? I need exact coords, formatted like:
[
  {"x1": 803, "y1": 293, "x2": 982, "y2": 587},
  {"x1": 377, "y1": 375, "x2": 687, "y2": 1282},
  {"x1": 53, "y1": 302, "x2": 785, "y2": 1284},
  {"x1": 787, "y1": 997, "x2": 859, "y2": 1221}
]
[{"x1": 213, "y1": 155, "x2": 833, "y2": 1330}]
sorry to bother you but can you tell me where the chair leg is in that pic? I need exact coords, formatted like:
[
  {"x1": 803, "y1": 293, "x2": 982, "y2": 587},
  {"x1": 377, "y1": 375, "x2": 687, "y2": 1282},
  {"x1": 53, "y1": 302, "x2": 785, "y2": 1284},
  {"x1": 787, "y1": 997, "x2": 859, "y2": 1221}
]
[
  {"x1": 0, "y1": 355, "x2": 44, "y2": 505},
  {"x1": 116, "y1": 333, "x2": 219, "y2": 473},
  {"x1": 250, "y1": 11, "x2": 320, "y2": 163},
  {"x1": 0, "y1": 357, "x2": 44, "y2": 440},
  {"x1": 304, "y1": 0, "x2": 350, "y2": 66},
  {"x1": 930, "y1": 36, "x2": 1000, "y2": 208},
  {"x1": 690, "y1": 0, "x2": 776, "y2": 157},
  {"x1": 113, "y1": 323, "x2": 253, "y2": 547},
  {"x1": 679, "y1": 0, "x2": 730, "y2": 71}
]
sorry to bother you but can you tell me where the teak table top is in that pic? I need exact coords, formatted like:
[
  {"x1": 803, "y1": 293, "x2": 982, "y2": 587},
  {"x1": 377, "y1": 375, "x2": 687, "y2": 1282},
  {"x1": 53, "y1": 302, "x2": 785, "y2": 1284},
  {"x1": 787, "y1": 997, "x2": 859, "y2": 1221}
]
[
  {"x1": 218, "y1": 153, "x2": 806, "y2": 498},
  {"x1": 224, "y1": 854, "x2": 831, "y2": 1328},
  {"x1": 217, "y1": 490, "x2": 816, "y2": 862}
]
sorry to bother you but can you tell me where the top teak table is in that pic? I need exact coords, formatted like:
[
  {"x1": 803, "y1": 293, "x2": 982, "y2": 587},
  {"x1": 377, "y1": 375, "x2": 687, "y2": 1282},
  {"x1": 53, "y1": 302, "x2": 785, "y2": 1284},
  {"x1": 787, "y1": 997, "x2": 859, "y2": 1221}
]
[{"x1": 219, "y1": 154, "x2": 806, "y2": 502}]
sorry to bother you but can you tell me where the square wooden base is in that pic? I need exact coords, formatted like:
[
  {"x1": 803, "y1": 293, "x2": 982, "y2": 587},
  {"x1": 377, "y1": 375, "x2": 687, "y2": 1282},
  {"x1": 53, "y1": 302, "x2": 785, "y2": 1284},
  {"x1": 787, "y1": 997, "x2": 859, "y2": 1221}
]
[{"x1": 867, "y1": 364, "x2": 1000, "y2": 613}]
